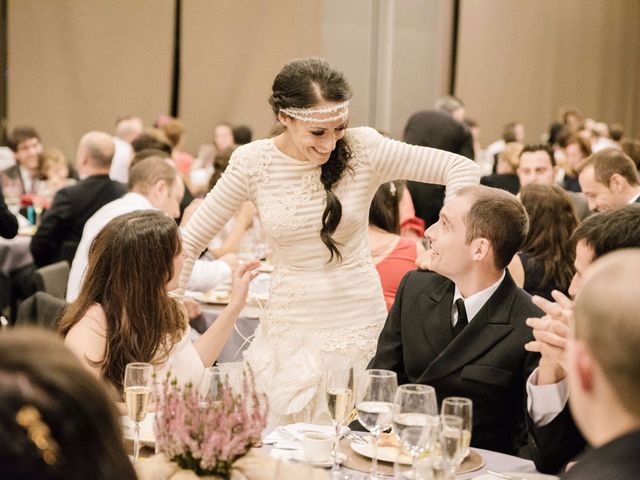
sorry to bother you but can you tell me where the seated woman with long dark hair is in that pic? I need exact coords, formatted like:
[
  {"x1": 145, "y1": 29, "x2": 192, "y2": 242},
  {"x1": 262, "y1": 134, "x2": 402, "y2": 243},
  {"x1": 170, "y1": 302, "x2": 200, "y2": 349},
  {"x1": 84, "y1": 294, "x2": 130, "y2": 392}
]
[
  {"x1": 368, "y1": 180, "x2": 425, "y2": 310},
  {"x1": 58, "y1": 210, "x2": 257, "y2": 393},
  {"x1": 509, "y1": 184, "x2": 578, "y2": 300}
]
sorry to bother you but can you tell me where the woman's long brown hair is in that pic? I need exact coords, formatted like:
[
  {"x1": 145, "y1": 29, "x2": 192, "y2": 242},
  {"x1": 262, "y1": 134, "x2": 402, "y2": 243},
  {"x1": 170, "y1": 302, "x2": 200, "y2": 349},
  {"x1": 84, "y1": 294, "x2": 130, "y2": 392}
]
[
  {"x1": 58, "y1": 210, "x2": 185, "y2": 392},
  {"x1": 519, "y1": 184, "x2": 578, "y2": 292}
]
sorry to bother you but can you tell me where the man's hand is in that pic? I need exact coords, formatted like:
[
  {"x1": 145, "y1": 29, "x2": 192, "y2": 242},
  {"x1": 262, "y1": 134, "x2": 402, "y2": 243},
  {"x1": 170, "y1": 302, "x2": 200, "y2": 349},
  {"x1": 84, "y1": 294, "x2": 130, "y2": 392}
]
[
  {"x1": 525, "y1": 290, "x2": 574, "y2": 385},
  {"x1": 415, "y1": 248, "x2": 436, "y2": 271}
]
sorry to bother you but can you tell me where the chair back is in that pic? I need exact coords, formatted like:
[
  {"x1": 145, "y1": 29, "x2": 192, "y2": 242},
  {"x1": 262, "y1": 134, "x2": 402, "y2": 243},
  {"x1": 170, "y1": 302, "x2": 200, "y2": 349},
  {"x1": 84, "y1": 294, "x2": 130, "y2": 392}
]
[
  {"x1": 16, "y1": 291, "x2": 67, "y2": 329},
  {"x1": 34, "y1": 261, "x2": 70, "y2": 299}
]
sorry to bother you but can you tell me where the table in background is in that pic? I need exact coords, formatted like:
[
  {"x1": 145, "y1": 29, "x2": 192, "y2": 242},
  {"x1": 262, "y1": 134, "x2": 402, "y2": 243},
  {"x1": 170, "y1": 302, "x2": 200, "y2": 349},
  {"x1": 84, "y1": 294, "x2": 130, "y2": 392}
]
[
  {"x1": 0, "y1": 234, "x2": 32, "y2": 276},
  {"x1": 199, "y1": 303, "x2": 260, "y2": 363}
]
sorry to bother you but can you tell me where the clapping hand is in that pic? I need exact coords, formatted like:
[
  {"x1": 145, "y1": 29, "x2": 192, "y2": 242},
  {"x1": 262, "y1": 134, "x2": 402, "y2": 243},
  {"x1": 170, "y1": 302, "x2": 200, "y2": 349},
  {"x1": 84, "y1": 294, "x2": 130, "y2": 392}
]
[{"x1": 524, "y1": 290, "x2": 574, "y2": 385}]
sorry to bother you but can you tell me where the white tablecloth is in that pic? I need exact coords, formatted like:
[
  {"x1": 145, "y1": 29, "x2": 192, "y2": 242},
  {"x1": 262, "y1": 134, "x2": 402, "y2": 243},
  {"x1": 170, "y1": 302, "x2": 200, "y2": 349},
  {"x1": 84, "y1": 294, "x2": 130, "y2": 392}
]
[{"x1": 0, "y1": 235, "x2": 33, "y2": 276}]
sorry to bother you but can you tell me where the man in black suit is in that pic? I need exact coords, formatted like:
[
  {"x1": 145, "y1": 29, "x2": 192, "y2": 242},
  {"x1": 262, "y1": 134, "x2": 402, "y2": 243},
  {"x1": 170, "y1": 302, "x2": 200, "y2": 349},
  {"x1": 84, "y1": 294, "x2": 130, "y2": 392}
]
[
  {"x1": 370, "y1": 185, "x2": 541, "y2": 455},
  {"x1": 524, "y1": 205, "x2": 640, "y2": 473},
  {"x1": 403, "y1": 104, "x2": 475, "y2": 229},
  {"x1": 30, "y1": 131, "x2": 125, "y2": 267},
  {"x1": 558, "y1": 250, "x2": 640, "y2": 479},
  {"x1": 577, "y1": 148, "x2": 640, "y2": 212}
]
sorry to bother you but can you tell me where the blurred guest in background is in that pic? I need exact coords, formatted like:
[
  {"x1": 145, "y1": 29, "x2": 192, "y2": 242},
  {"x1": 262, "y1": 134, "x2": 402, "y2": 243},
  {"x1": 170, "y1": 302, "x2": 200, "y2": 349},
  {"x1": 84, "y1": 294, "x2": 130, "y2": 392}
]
[{"x1": 509, "y1": 184, "x2": 578, "y2": 300}]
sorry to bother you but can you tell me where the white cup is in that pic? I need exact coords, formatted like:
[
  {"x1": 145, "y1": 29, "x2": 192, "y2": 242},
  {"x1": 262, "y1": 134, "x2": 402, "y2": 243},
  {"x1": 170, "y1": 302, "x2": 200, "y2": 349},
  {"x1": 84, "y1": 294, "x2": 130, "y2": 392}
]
[{"x1": 302, "y1": 432, "x2": 333, "y2": 463}]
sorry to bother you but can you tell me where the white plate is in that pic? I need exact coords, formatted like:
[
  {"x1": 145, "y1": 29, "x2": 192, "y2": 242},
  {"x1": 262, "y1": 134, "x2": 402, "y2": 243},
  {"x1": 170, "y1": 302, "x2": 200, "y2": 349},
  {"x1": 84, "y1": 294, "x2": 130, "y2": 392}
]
[
  {"x1": 473, "y1": 473, "x2": 559, "y2": 480},
  {"x1": 121, "y1": 413, "x2": 156, "y2": 446},
  {"x1": 291, "y1": 451, "x2": 347, "y2": 468},
  {"x1": 350, "y1": 439, "x2": 412, "y2": 465},
  {"x1": 186, "y1": 290, "x2": 230, "y2": 305}
]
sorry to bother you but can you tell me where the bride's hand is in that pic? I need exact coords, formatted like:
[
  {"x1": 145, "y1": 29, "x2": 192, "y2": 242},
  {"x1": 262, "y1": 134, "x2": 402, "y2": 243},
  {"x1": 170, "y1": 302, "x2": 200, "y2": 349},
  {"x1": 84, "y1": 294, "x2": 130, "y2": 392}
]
[{"x1": 228, "y1": 260, "x2": 260, "y2": 310}]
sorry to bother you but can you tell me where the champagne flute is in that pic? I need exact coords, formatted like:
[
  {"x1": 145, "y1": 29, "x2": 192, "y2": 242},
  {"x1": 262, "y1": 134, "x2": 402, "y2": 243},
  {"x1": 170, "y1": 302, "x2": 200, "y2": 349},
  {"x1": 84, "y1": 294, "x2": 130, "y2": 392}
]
[
  {"x1": 356, "y1": 369, "x2": 397, "y2": 479},
  {"x1": 124, "y1": 362, "x2": 153, "y2": 463},
  {"x1": 198, "y1": 366, "x2": 223, "y2": 409},
  {"x1": 440, "y1": 397, "x2": 472, "y2": 458},
  {"x1": 325, "y1": 365, "x2": 354, "y2": 479},
  {"x1": 439, "y1": 415, "x2": 464, "y2": 480},
  {"x1": 393, "y1": 384, "x2": 439, "y2": 479}
]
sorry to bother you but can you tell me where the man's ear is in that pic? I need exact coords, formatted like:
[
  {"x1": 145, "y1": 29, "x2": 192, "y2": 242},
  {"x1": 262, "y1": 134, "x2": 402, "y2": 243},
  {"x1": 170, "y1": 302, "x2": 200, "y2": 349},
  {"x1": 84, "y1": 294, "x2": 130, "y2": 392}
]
[
  {"x1": 470, "y1": 237, "x2": 490, "y2": 262},
  {"x1": 149, "y1": 179, "x2": 167, "y2": 198},
  {"x1": 609, "y1": 173, "x2": 626, "y2": 193},
  {"x1": 573, "y1": 340, "x2": 595, "y2": 393}
]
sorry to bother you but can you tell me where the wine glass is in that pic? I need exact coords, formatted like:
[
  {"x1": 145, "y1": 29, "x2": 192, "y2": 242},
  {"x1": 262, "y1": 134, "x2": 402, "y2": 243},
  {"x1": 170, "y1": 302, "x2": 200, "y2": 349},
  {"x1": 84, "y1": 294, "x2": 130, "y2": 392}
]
[
  {"x1": 440, "y1": 397, "x2": 472, "y2": 458},
  {"x1": 198, "y1": 366, "x2": 223, "y2": 409},
  {"x1": 356, "y1": 369, "x2": 398, "y2": 479},
  {"x1": 325, "y1": 364, "x2": 354, "y2": 479},
  {"x1": 124, "y1": 362, "x2": 153, "y2": 463},
  {"x1": 393, "y1": 384, "x2": 439, "y2": 479},
  {"x1": 439, "y1": 415, "x2": 464, "y2": 479}
]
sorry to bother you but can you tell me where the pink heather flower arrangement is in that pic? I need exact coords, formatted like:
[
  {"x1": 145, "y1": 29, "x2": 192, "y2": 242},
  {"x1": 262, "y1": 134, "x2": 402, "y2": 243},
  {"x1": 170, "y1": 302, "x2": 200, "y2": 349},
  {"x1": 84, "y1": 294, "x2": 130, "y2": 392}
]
[{"x1": 154, "y1": 367, "x2": 268, "y2": 476}]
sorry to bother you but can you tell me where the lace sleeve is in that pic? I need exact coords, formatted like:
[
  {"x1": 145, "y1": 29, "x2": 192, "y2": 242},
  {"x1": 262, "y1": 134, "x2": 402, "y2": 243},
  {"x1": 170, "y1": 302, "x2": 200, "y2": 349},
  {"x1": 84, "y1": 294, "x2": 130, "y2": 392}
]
[
  {"x1": 351, "y1": 126, "x2": 481, "y2": 196},
  {"x1": 177, "y1": 148, "x2": 251, "y2": 295}
]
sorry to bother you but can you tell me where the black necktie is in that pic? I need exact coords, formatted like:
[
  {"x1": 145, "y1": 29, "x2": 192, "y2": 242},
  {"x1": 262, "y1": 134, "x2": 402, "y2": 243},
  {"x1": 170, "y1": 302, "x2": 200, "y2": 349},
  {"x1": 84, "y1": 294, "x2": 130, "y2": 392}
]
[{"x1": 453, "y1": 298, "x2": 468, "y2": 337}]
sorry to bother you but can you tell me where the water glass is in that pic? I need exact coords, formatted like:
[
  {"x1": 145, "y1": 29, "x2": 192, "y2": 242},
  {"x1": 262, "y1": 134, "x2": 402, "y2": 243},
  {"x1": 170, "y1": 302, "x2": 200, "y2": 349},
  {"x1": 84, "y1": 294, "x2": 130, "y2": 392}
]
[
  {"x1": 356, "y1": 369, "x2": 398, "y2": 479},
  {"x1": 439, "y1": 415, "x2": 464, "y2": 479},
  {"x1": 440, "y1": 397, "x2": 472, "y2": 458}
]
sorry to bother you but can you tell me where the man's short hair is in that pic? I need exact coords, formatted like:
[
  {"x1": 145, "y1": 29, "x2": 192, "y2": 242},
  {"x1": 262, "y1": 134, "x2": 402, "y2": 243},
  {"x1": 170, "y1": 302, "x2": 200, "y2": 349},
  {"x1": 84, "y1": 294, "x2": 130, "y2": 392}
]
[
  {"x1": 457, "y1": 185, "x2": 529, "y2": 270},
  {"x1": 574, "y1": 249, "x2": 640, "y2": 418},
  {"x1": 131, "y1": 130, "x2": 172, "y2": 154},
  {"x1": 232, "y1": 125, "x2": 252, "y2": 145},
  {"x1": 519, "y1": 144, "x2": 556, "y2": 167},
  {"x1": 127, "y1": 156, "x2": 177, "y2": 194},
  {"x1": 571, "y1": 204, "x2": 640, "y2": 260},
  {"x1": 7, "y1": 126, "x2": 40, "y2": 151},
  {"x1": 86, "y1": 141, "x2": 114, "y2": 168},
  {"x1": 434, "y1": 95, "x2": 464, "y2": 115},
  {"x1": 130, "y1": 149, "x2": 171, "y2": 170},
  {"x1": 578, "y1": 148, "x2": 639, "y2": 187}
]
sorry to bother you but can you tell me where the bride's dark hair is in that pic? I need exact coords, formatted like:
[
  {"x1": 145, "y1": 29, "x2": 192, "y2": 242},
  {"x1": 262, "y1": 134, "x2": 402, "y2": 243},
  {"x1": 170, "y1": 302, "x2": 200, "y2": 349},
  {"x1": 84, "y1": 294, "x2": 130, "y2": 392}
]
[{"x1": 268, "y1": 57, "x2": 353, "y2": 262}]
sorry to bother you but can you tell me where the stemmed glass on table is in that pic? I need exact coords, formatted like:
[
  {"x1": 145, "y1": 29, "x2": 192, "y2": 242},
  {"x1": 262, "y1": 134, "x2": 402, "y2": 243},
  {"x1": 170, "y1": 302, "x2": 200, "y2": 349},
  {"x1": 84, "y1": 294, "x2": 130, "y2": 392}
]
[
  {"x1": 392, "y1": 384, "x2": 440, "y2": 479},
  {"x1": 440, "y1": 397, "x2": 472, "y2": 459},
  {"x1": 356, "y1": 369, "x2": 398, "y2": 479},
  {"x1": 124, "y1": 362, "x2": 153, "y2": 463},
  {"x1": 439, "y1": 415, "x2": 464, "y2": 479},
  {"x1": 198, "y1": 366, "x2": 224, "y2": 409},
  {"x1": 325, "y1": 365, "x2": 354, "y2": 479}
]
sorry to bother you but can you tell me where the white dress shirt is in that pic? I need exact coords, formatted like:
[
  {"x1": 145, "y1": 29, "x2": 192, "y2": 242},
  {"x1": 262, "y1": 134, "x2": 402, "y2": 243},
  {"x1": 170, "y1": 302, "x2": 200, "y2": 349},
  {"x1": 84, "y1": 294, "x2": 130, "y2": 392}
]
[
  {"x1": 451, "y1": 271, "x2": 505, "y2": 326},
  {"x1": 67, "y1": 192, "x2": 230, "y2": 302}
]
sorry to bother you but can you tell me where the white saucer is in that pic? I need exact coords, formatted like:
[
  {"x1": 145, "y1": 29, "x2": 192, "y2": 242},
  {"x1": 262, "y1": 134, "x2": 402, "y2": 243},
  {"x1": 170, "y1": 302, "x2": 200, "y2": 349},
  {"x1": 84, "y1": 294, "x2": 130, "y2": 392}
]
[{"x1": 292, "y1": 451, "x2": 347, "y2": 468}]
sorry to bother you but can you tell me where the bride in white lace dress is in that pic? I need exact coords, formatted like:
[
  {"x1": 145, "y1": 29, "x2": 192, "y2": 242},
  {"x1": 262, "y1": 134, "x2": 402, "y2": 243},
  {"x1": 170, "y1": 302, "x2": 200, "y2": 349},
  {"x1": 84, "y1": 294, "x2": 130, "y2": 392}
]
[{"x1": 179, "y1": 58, "x2": 480, "y2": 426}]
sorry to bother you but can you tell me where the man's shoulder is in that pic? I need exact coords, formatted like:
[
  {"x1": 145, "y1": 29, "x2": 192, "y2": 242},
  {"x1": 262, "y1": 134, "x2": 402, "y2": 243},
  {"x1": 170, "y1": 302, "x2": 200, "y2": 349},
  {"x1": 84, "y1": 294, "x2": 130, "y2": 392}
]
[{"x1": 402, "y1": 269, "x2": 450, "y2": 292}]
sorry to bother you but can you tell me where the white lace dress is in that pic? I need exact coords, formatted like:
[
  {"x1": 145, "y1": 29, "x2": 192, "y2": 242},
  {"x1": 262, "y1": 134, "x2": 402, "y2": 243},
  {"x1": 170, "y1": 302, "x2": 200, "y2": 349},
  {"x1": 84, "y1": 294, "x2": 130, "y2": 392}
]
[{"x1": 179, "y1": 127, "x2": 480, "y2": 426}]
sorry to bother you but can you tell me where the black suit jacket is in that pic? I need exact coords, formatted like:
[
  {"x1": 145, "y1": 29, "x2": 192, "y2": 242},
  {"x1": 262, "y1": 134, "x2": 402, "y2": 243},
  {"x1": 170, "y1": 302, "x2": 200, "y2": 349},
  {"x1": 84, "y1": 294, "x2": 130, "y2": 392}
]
[
  {"x1": 527, "y1": 404, "x2": 586, "y2": 474},
  {"x1": 30, "y1": 175, "x2": 125, "y2": 266},
  {"x1": 560, "y1": 430, "x2": 640, "y2": 479},
  {"x1": 370, "y1": 270, "x2": 541, "y2": 455},
  {"x1": 0, "y1": 183, "x2": 18, "y2": 239},
  {"x1": 403, "y1": 110, "x2": 475, "y2": 227}
]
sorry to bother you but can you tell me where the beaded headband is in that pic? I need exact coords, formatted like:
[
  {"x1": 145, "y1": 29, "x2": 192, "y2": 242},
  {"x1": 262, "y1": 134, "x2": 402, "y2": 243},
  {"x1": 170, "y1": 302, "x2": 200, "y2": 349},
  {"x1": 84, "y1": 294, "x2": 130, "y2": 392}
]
[{"x1": 279, "y1": 100, "x2": 349, "y2": 123}]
